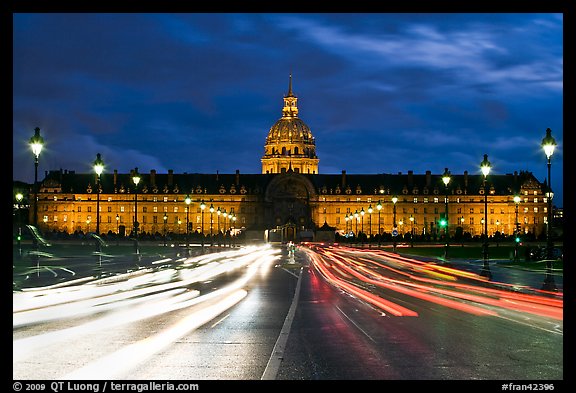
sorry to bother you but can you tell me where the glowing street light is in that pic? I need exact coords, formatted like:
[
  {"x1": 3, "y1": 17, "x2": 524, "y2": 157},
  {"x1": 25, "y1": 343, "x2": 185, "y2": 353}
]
[
  {"x1": 15, "y1": 192, "x2": 24, "y2": 253},
  {"x1": 132, "y1": 169, "x2": 141, "y2": 255},
  {"x1": 367, "y1": 204, "x2": 373, "y2": 239},
  {"x1": 376, "y1": 200, "x2": 382, "y2": 246},
  {"x1": 29, "y1": 127, "x2": 44, "y2": 229},
  {"x1": 409, "y1": 215, "x2": 414, "y2": 247},
  {"x1": 209, "y1": 204, "x2": 214, "y2": 237},
  {"x1": 217, "y1": 207, "x2": 221, "y2": 235},
  {"x1": 541, "y1": 128, "x2": 557, "y2": 290},
  {"x1": 200, "y1": 200, "x2": 206, "y2": 248},
  {"x1": 93, "y1": 153, "x2": 104, "y2": 235},
  {"x1": 163, "y1": 212, "x2": 168, "y2": 247},
  {"x1": 392, "y1": 196, "x2": 398, "y2": 253},
  {"x1": 480, "y1": 154, "x2": 491, "y2": 278},
  {"x1": 360, "y1": 207, "x2": 365, "y2": 238},
  {"x1": 541, "y1": 128, "x2": 556, "y2": 262},
  {"x1": 442, "y1": 167, "x2": 451, "y2": 259},
  {"x1": 185, "y1": 195, "x2": 191, "y2": 251}
]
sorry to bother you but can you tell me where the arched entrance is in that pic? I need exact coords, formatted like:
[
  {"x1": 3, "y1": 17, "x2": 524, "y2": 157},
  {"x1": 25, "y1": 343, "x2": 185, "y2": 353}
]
[{"x1": 264, "y1": 172, "x2": 317, "y2": 242}]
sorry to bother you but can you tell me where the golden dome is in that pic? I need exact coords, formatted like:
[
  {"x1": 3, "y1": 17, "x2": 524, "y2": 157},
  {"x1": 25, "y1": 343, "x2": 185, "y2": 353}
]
[
  {"x1": 266, "y1": 117, "x2": 315, "y2": 144},
  {"x1": 262, "y1": 74, "x2": 319, "y2": 175}
]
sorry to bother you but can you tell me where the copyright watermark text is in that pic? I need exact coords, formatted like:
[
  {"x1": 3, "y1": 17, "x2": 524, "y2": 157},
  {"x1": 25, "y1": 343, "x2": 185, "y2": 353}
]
[{"x1": 13, "y1": 382, "x2": 200, "y2": 393}]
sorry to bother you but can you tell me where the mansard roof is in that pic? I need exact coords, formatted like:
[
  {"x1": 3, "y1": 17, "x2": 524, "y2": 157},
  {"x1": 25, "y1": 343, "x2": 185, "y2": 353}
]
[{"x1": 39, "y1": 169, "x2": 543, "y2": 198}]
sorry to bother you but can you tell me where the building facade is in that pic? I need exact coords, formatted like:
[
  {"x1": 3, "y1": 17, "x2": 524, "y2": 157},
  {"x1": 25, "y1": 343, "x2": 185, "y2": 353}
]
[{"x1": 29, "y1": 76, "x2": 550, "y2": 242}]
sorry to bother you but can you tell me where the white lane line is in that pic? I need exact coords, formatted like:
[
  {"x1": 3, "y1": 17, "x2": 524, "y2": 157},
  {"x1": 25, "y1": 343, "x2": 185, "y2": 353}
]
[
  {"x1": 335, "y1": 305, "x2": 377, "y2": 343},
  {"x1": 282, "y1": 267, "x2": 300, "y2": 279},
  {"x1": 211, "y1": 313, "x2": 230, "y2": 328},
  {"x1": 261, "y1": 266, "x2": 303, "y2": 380}
]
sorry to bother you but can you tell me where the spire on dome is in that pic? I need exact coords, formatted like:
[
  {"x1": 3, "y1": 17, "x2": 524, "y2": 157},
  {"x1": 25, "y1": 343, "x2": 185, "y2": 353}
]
[
  {"x1": 287, "y1": 73, "x2": 294, "y2": 97},
  {"x1": 282, "y1": 73, "x2": 298, "y2": 118}
]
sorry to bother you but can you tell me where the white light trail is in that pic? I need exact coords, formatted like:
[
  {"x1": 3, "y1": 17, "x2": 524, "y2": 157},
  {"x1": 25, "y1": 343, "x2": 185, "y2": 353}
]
[{"x1": 13, "y1": 244, "x2": 281, "y2": 378}]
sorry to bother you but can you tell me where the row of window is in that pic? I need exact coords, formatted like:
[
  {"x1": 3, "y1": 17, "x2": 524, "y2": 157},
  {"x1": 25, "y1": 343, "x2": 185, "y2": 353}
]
[
  {"x1": 324, "y1": 206, "x2": 546, "y2": 214},
  {"x1": 42, "y1": 202, "x2": 547, "y2": 216},
  {"x1": 336, "y1": 216, "x2": 544, "y2": 226},
  {"x1": 51, "y1": 196, "x2": 249, "y2": 203},
  {"x1": 42, "y1": 205, "x2": 250, "y2": 214},
  {"x1": 320, "y1": 196, "x2": 548, "y2": 204},
  {"x1": 43, "y1": 214, "x2": 247, "y2": 225},
  {"x1": 45, "y1": 193, "x2": 547, "y2": 205}
]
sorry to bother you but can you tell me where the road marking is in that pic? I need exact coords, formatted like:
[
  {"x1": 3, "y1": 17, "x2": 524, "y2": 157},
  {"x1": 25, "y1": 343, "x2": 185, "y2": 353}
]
[
  {"x1": 282, "y1": 268, "x2": 300, "y2": 279},
  {"x1": 335, "y1": 305, "x2": 377, "y2": 343},
  {"x1": 210, "y1": 313, "x2": 230, "y2": 328},
  {"x1": 261, "y1": 266, "x2": 303, "y2": 380}
]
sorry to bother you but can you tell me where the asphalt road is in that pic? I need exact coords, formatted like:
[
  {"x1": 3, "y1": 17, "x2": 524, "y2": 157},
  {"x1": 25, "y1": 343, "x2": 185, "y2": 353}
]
[
  {"x1": 276, "y1": 247, "x2": 563, "y2": 380},
  {"x1": 13, "y1": 243, "x2": 563, "y2": 381}
]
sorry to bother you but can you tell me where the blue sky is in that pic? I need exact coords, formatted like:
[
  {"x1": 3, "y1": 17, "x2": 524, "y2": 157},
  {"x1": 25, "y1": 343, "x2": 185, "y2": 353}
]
[{"x1": 12, "y1": 13, "x2": 564, "y2": 207}]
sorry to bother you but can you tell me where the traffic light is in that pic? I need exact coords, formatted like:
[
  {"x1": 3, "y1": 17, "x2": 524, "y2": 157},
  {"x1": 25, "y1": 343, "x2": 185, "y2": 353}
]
[
  {"x1": 515, "y1": 235, "x2": 521, "y2": 243},
  {"x1": 439, "y1": 213, "x2": 447, "y2": 228}
]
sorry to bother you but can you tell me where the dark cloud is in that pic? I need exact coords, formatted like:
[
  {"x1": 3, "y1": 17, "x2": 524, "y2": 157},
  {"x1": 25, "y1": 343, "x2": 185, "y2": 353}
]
[{"x1": 12, "y1": 13, "x2": 563, "y2": 207}]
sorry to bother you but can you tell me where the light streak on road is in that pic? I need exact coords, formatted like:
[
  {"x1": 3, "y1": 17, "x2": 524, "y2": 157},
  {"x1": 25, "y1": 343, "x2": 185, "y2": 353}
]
[
  {"x1": 304, "y1": 245, "x2": 563, "y2": 323},
  {"x1": 63, "y1": 289, "x2": 248, "y2": 380},
  {"x1": 306, "y1": 248, "x2": 418, "y2": 316},
  {"x1": 13, "y1": 245, "x2": 281, "y2": 378}
]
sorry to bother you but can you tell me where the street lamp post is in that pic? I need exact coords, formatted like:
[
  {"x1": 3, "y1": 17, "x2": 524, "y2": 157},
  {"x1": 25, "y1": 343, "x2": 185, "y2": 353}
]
[
  {"x1": 209, "y1": 204, "x2": 214, "y2": 238},
  {"x1": 392, "y1": 196, "x2": 398, "y2": 253},
  {"x1": 354, "y1": 210, "x2": 359, "y2": 240},
  {"x1": 93, "y1": 153, "x2": 104, "y2": 235},
  {"x1": 409, "y1": 215, "x2": 414, "y2": 247},
  {"x1": 163, "y1": 212, "x2": 168, "y2": 247},
  {"x1": 132, "y1": 169, "x2": 141, "y2": 255},
  {"x1": 541, "y1": 128, "x2": 556, "y2": 262},
  {"x1": 29, "y1": 127, "x2": 44, "y2": 229},
  {"x1": 116, "y1": 214, "x2": 120, "y2": 245},
  {"x1": 367, "y1": 204, "x2": 373, "y2": 239},
  {"x1": 231, "y1": 213, "x2": 237, "y2": 246},
  {"x1": 185, "y1": 195, "x2": 191, "y2": 254},
  {"x1": 223, "y1": 209, "x2": 228, "y2": 244},
  {"x1": 541, "y1": 128, "x2": 557, "y2": 291},
  {"x1": 360, "y1": 207, "x2": 365, "y2": 244},
  {"x1": 200, "y1": 200, "x2": 206, "y2": 248},
  {"x1": 480, "y1": 154, "x2": 492, "y2": 278},
  {"x1": 376, "y1": 200, "x2": 382, "y2": 247},
  {"x1": 442, "y1": 168, "x2": 451, "y2": 259},
  {"x1": 15, "y1": 192, "x2": 24, "y2": 255},
  {"x1": 513, "y1": 195, "x2": 521, "y2": 262},
  {"x1": 217, "y1": 207, "x2": 221, "y2": 242}
]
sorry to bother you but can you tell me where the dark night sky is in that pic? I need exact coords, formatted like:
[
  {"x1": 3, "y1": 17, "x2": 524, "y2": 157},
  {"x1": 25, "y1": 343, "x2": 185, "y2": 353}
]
[{"x1": 12, "y1": 12, "x2": 564, "y2": 207}]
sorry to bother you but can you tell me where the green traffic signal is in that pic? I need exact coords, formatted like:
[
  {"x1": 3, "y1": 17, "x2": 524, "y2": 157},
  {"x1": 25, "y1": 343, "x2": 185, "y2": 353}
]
[
  {"x1": 439, "y1": 218, "x2": 447, "y2": 227},
  {"x1": 515, "y1": 236, "x2": 521, "y2": 243}
]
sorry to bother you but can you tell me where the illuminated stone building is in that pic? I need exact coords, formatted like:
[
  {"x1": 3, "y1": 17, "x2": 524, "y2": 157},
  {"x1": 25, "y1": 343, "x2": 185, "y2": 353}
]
[{"x1": 31, "y1": 76, "x2": 550, "y2": 242}]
